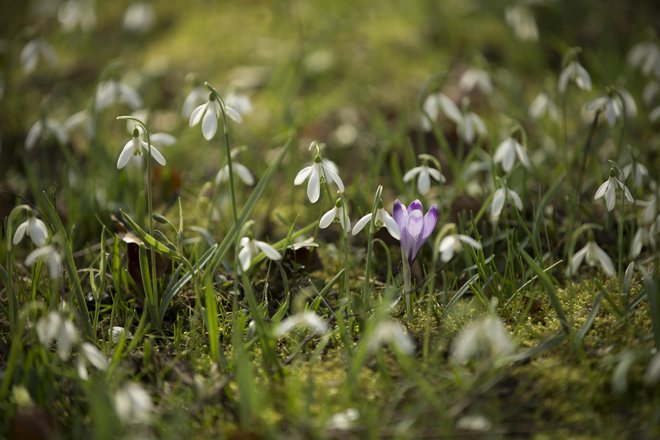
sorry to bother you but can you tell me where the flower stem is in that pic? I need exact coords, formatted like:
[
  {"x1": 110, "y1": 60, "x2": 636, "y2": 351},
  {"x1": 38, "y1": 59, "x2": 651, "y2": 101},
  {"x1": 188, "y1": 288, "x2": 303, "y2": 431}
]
[{"x1": 402, "y1": 253, "x2": 412, "y2": 316}]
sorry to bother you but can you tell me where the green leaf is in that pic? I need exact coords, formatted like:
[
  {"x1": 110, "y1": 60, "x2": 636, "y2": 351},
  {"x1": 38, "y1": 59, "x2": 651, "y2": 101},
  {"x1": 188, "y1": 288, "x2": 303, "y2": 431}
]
[{"x1": 120, "y1": 209, "x2": 180, "y2": 260}]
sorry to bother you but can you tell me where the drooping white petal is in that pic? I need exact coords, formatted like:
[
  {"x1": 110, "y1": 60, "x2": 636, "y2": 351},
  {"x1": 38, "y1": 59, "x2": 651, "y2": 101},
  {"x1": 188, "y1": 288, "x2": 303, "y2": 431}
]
[
  {"x1": 238, "y1": 246, "x2": 252, "y2": 272},
  {"x1": 558, "y1": 67, "x2": 571, "y2": 94},
  {"x1": 569, "y1": 245, "x2": 589, "y2": 275},
  {"x1": 150, "y1": 133, "x2": 176, "y2": 147},
  {"x1": 29, "y1": 218, "x2": 49, "y2": 246},
  {"x1": 189, "y1": 103, "x2": 206, "y2": 127},
  {"x1": 25, "y1": 121, "x2": 42, "y2": 150},
  {"x1": 323, "y1": 165, "x2": 345, "y2": 193},
  {"x1": 427, "y1": 167, "x2": 445, "y2": 183},
  {"x1": 224, "y1": 105, "x2": 242, "y2": 123},
  {"x1": 457, "y1": 235, "x2": 482, "y2": 250},
  {"x1": 319, "y1": 207, "x2": 336, "y2": 229},
  {"x1": 438, "y1": 94, "x2": 463, "y2": 124},
  {"x1": 417, "y1": 169, "x2": 431, "y2": 194},
  {"x1": 515, "y1": 142, "x2": 530, "y2": 168},
  {"x1": 81, "y1": 342, "x2": 109, "y2": 371},
  {"x1": 403, "y1": 167, "x2": 420, "y2": 182},
  {"x1": 294, "y1": 166, "x2": 313, "y2": 186},
  {"x1": 307, "y1": 165, "x2": 321, "y2": 203},
  {"x1": 508, "y1": 189, "x2": 523, "y2": 210},
  {"x1": 234, "y1": 163, "x2": 255, "y2": 185},
  {"x1": 439, "y1": 236, "x2": 458, "y2": 262},
  {"x1": 594, "y1": 179, "x2": 609, "y2": 200},
  {"x1": 605, "y1": 180, "x2": 616, "y2": 211},
  {"x1": 57, "y1": 320, "x2": 79, "y2": 360},
  {"x1": 201, "y1": 107, "x2": 218, "y2": 140},
  {"x1": 13, "y1": 221, "x2": 28, "y2": 245},
  {"x1": 367, "y1": 321, "x2": 415, "y2": 355},
  {"x1": 381, "y1": 211, "x2": 400, "y2": 240},
  {"x1": 352, "y1": 213, "x2": 372, "y2": 236},
  {"x1": 490, "y1": 189, "x2": 506, "y2": 221},
  {"x1": 117, "y1": 140, "x2": 136, "y2": 169},
  {"x1": 255, "y1": 241, "x2": 282, "y2": 261},
  {"x1": 147, "y1": 145, "x2": 167, "y2": 166},
  {"x1": 592, "y1": 243, "x2": 615, "y2": 276},
  {"x1": 274, "y1": 311, "x2": 328, "y2": 338}
]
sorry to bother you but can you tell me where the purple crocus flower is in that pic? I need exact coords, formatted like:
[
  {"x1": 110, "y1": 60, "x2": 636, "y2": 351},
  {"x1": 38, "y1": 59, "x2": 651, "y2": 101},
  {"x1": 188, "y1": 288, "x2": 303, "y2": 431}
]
[{"x1": 392, "y1": 199, "x2": 438, "y2": 265}]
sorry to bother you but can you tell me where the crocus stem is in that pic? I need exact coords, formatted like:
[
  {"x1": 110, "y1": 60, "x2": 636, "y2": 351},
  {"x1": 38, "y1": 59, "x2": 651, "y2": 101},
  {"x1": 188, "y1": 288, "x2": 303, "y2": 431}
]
[{"x1": 402, "y1": 253, "x2": 412, "y2": 316}]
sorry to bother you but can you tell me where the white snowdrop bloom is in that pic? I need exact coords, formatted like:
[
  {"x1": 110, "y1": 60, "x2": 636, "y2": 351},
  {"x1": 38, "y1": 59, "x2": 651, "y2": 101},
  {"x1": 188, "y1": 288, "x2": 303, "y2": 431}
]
[
  {"x1": 20, "y1": 39, "x2": 58, "y2": 74},
  {"x1": 123, "y1": 2, "x2": 155, "y2": 33},
  {"x1": 439, "y1": 234, "x2": 482, "y2": 262},
  {"x1": 294, "y1": 155, "x2": 345, "y2": 203},
  {"x1": 628, "y1": 41, "x2": 660, "y2": 77},
  {"x1": 622, "y1": 161, "x2": 648, "y2": 188},
  {"x1": 225, "y1": 91, "x2": 253, "y2": 116},
  {"x1": 594, "y1": 171, "x2": 634, "y2": 212},
  {"x1": 403, "y1": 163, "x2": 445, "y2": 195},
  {"x1": 367, "y1": 320, "x2": 415, "y2": 355},
  {"x1": 639, "y1": 195, "x2": 657, "y2": 225},
  {"x1": 585, "y1": 90, "x2": 637, "y2": 127},
  {"x1": 181, "y1": 86, "x2": 207, "y2": 118},
  {"x1": 274, "y1": 311, "x2": 329, "y2": 338},
  {"x1": 216, "y1": 162, "x2": 254, "y2": 186},
  {"x1": 319, "y1": 198, "x2": 351, "y2": 231},
  {"x1": 490, "y1": 187, "x2": 523, "y2": 222},
  {"x1": 459, "y1": 68, "x2": 493, "y2": 95},
  {"x1": 95, "y1": 80, "x2": 142, "y2": 111},
  {"x1": 189, "y1": 93, "x2": 242, "y2": 140},
  {"x1": 558, "y1": 61, "x2": 592, "y2": 94},
  {"x1": 25, "y1": 118, "x2": 68, "y2": 151},
  {"x1": 115, "y1": 382, "x2": 153, "y2": 425},
  {"x1": 64, "y1": 110, "x2": 94, "y2": 139},
  {"x1": 421, "y1": 93, "x2": 462, "y2": 131},
  {"x1": 452, "y1": 316, "x2": 514, "y2": 364},
  {"x1": 238, "y1": 236, "x2": 281, "y2": 272},
  {"x1": 643, "y1": 80, "x2": 659, "y2": 106},
  {"x1": 504, "y1": 5, "x2": 539, "y2": 42},
  {"x1": 326, "y1": 408, "x2": 359, "y2": 431},
  {"x1": 493, "y1": 136, "x2": 530, "y2": 173},
  {"x1": 458, "y1": 111, "x2": 487, "y2": 144},
  {"x1": 58, "y1": 0, "x2": 97, "y2": 32},
  {"x1": 630, "y1": 227, "x2": 652, "y2": 259},
  {"x1": 13, "y1": 215, "x2": 49, "y2": 246},
  {"x1": 352, "y1": 207, "x2": 400, "y2": 240},
  {"x1": 77, "y1": 342, "x2": 108, "y2": 380},
  {"x1": 117, "y1": 127, "x2": 167, "y2": 169},
  {"x1": 529, "y1": 92, "x2": 559, "y2": 121},
  {"x1": 36, "y1": 311, "x2": 79, "y2": 360},
  {"x1": 568, "y1": 241, "x2": 615, "y2": 277},
  {"x1": 109, "y1": 326, "x2": 133, "y2": 344},
  {"x1": 26, "y1": 245, "x2": 62, "y2": 279},
  {"x1": 287, "y1": 237, "x2": 319, "y2": 251}
]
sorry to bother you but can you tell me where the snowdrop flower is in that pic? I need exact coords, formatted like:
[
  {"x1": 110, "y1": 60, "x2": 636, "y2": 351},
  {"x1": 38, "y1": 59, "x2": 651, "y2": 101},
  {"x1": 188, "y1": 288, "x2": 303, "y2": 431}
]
[
  {"x1": 504, "y1": 5, "x2": 539, "y2": 42},
  {"x1": 109, "y1": 326, "x2": 133, "y2": 344},
  {"x1": 287, "y1": 236, "x2": 319, "y2": 251},
  {"x1": 568, "y1": 240, "x2": 615, "y2": 277},
  {"x1": 24, "y1": 118, "x2": 68, "y2": 151},
  {"x1": 26, "y1": 245, "x2": 62, "y2": 279},
  {"x1": 274, "y1": 311, "x2": 329, "y2": 338},
  {"x1": 630, "y1": 226, "x2": 653, "y2": 259},
  {"x1": 181, "y1": 86, "x2": 207, "y2": 118},
  {"x1": 403, "y1": 160, "x2": 445, "y2": 195},
  {"x1": 585, "y1": 89, "x2": 637, "y2": 126},
  {"x1": 352, "y1": 202, "x2": 400, "y2": 239},
  {"x1": 529, "y1": 92, "x2": 559, "y2": 121},
  {"x1": 20, "y1": 39, "x2": 58, "y2": 74},
  {"x1": 117, "y1": 127, "x2": 166, "y2": 169},
  {"x1": 439, "y1": 231, "x2": 482, "y2": 262},
  {"x1": 367, "y1": 320, "x2": 415, "y2": 355},
  {"x1": 639, "y1": 194, "x2": 657, "y2": 225},
  {"x1": 216, "y1": 149, "x2": 254, "y2": 186},
  {"x1": 320, "y1": 198, "x2": 351, "y2": 231},
  {"x1": 58, "y1": 0, "x2": 97, "y2": 32},
  {"x1": 326, "y1": 408, "x2": 359, "y2": 431},
  {"x1": 189, "y1": 92, "x2": 241, "y2": 140},
  {"x1": 459, "y1": 68, "x2": 493, "y2": 95},
  {"x1": 458, "y1": 110, "x2": 488, "y2": 144},
  {"x1": 490, "y1": 185, "x2": 523, "y2": 222},
  {"x1": 123, "y1": 2, "x2": 155, "y2": 33},
  {"x1": 628, "y1": 41, "x2": 660, "y2": 77},
  {"x1": 493, "y1": 136, "x2": 530, "y2": 173},
  {"x1": 392, "y1": 199, "x2": 438, "y2": 265},
  {"x1": 559, "y1": 60, "x2": 592, "y2": 94},
  {"x1": 451, "y1": 316, "x2": 515, "y2": 364},
  {"x1": 294, "y1": 154, "x2": 345, "y2": 203},
  {"x1": 77, "y1": 342, "x2": 108, "y2": 380},
  {"x1": 95, "y1": 79, "x2": 142, "y2": 111},
  {"x1": 238, "y1": 235, "x2": 281, "y2": 272},
  {"x1": 13, "y1": 214, "x2": 49, "y2": 246},
  {"x1": 115, "y1": 382, "x2": 153, "y2": 425},
  {"x1": 623, "y1": 160, "x2": 648, "y2": 188},
  {"x1": 36, "y1": 311, "x2": 79, "y2": 360},
  {"x1": 594, "y1": 168, "x2": 634, "y2": 212},
  {"x1": 225, "y1": 91, "x2": 253, "y2": 117},
  {"x1": 421, "y1": 93, "x2": 463, "y2": 131}
]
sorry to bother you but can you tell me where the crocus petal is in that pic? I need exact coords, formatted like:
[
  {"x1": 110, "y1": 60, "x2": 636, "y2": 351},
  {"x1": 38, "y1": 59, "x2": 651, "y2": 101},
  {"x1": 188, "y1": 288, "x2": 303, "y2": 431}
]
[
  {"x1": 13, "y1": 221, "x2": 28, "y2": 245},
  {"x1": 405, "y1": 209, "x2": 424, "y2": 262},
  {"x1": 189, "y1": 103, "x2": 206, "y2": 127},
  {"x1": 319, "y1": 207, "x2": 336, "y2": 229},
  {"x1": 117, "y1": 140, "x2": 135, "y2": 169},
  {"x1": 307, "y1": 165, "x2": 321, "y2": 203},
  {"x1": 420, "y1": 204, "x2": 438, "y2": 242},
  {"x1": 202, "y1": 107, "x2": 218, "y2": 140},
  {"x1": 352, "y1": 213, "x2": 372, "y2": 236},
  {"x1": 392, "y1": 200, "x2": 406, "y2": 231},
  {"x1": 256, "y1": 241, "x2": 282, "y2": 261},
  {"x1": 294, "y1": 166, "x2": 313, "y2": 185}
]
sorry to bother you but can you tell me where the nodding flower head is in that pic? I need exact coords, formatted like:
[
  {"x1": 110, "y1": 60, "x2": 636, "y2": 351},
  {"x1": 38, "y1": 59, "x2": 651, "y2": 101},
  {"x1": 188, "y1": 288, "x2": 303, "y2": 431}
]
[{"x1": 392, "y1": 199, "x2": 438, "y2": 265}]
